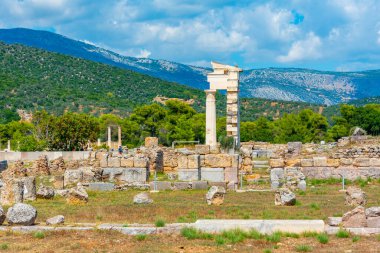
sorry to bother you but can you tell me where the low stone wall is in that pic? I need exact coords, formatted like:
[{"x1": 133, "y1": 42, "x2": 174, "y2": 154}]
[
  {"x1": 0, "y1": 151, "x2": 91, "y2": 162},
  {"x1": 270, "y1": 156, "x2": 380, "y2": 180}
]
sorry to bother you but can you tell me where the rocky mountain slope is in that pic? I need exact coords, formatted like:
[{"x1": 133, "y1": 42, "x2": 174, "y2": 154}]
[{"x1": 1, "y1": 28, "x2": 380, "y2": 105}]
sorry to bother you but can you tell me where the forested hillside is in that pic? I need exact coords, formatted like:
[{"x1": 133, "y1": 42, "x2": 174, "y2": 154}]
[{"x1": 0, "y1": 42, "x2": 322, "y2": 123}]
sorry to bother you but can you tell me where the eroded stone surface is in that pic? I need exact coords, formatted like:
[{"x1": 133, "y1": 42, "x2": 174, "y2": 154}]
[
  {"x1": 206, "y1": 186, "x2": 225, "y2": 206},
  {"x1": 133, "y1": 192, "x2": 153, "y2": 204},
  {"x1": 7, "y1": 203, "x2": 37, "y2": 226},
  {"x1": 274, "y1": 188, "x2": 296, "y2": 206},
  {"x1": 345, "y1": 186, "x2": 367, "y2": 207},
  {"x1": 46, "y1": 215, "x2": 65, "y2": 225},
  {"x1": 342, "y1": 206, "x2": 367, "y2": 228}
]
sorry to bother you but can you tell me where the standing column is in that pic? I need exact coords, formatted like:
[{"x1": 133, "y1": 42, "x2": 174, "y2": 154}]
[
  {"x1": 107, "y1": 126, "x2": 112, "y2": 148},
  {"x1": 117, "y1": 126, "x2": 122, "y2": 147},
  {"x1": 7, "y1": 140, "x2": 11, "y2": 151},
  {"x1": 226, "y1": 87, "x2": 240, "y2": 148},
  {"x1": 205, "y1": 90, "x2": 217, "y2": 147}
]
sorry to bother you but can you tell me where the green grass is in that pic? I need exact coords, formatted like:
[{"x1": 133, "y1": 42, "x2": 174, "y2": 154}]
[
  {"x1": 266, "y1": 232, "x2": 282, "y2": 243},
  {"x1": 215, "y1": 235, "x2": 225, "y2": 246},
  {"x1": 0, "y1": 243, "x2": 8, "y2": 250},
  {"x1": 310, "y1": 203, "x2": 320, "y2": 210},
  {"x1": 221, "y1": 229, "x2": 247, "y2": 244},
  {"x1": 154, "y1": 219, "x2": 166, "y2": 227},
  {"x1": 263, "y1": 249, "x2": 272, "y2": 253},
  {"x1": 135, "y1": 234, "x2": 147, "y2": 241},
  {"x1": 302, "y1": 231, "x2": 318, "y2": 238},
  {"x1": 295, "y1": 245, "x2": 312, "y2": 252},
  {"x1": 247, "y1": 229, "x2": 264, "y2": 240},
  {"x1": 180, "y1": 227, "x2": 213, "y2": 240},
  {"x1": 122, "y1": 224, "x2": 128, "y2": 227},
  {"x1": 283, "y1": 232, "x2": 300, "y2": 238},
  {"x1": 33, "y1": 231, "x2": 45, "y2": 239},
  {"x1": 352, "y1": 235, "x2": 360, "y2": 242},
  {"x1": 336, "y1": 229, "x2": 350, "y2": 238},
  {"x1": 316, "y1": 233, "x2": 329, "y2": 244}
]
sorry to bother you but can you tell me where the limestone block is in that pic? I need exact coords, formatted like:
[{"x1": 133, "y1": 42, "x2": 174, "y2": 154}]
[
  {"x1": 88, "y1": 182, "x2": 115, "y2": 191},
  {"x1": 177, "y1": 155, "x2": 188, "y2": 169},
  {"x1": 231, "y1": 154, "x2": 239, "y2": 169},
  {"x1": 134, "y1": 156, "x2": 149, "y2": 168},
  {"x1": 121, "y1": 157, "x2": 134, "y2": 168},
  {"x1": 0, "y1": 179, "x2": 24, "y2": 206},
  {"x1": 205, "y1": 154, "x2": 232, "y2": 168},
  {"x1": 195, "y1": 145, "x2": 210, "y2": 155},
  {"x1": 145, "y1": 137, "x2": 158, "y2": 148},
  {"x1": 173, "y1": 182, "x2": 190, "y2": 190},
  {"x1": 340, "y1": 158, "x2": 353, "y2": 166},
  {"x1": 149, "y1": 181, "x2": 172, "y2": 191},
  {"x1": 370, "y1": 158, "x2": 380, "y2": 167},
  {"x1": 342, "y1": 206, "x2": 367, "y2": 228},
  {"x1": 95, "y1": 151, "x2": 104, "y2": 160},
  {"x1": 224, "y1": 167, "x2": 238, "y2": 183},
  {"x1": 100, "y1": 154, "x2": 108, "y2": 168},
  {"x1": 270, "y1": 159, "x2": 284, "y2": 168},
  {"x1": 206, "y1": 186, "x2": 225, "y2": 205},
  {"x1": 200, "y1": 155, "x2": 206, "y2": 167},
  {"x1": 327, "y1": 159, "x2": 340, "y2": 168},
  {"x1": 243, "y1": 157, "x2": 252, "y2": 166},
  {"x1": 120, "y1": 168, "x2": 149, "y2": 183},
  {"x1": 163, "y1": 152, "x2": 178, "y2": 167},
  {"x1": 187, "y1": 155, "x2": 200, "y2": 169},
  {"x1": 80, "y1": 168, "x2": 95, "y2": 183},
  {"x1": 354, "y1": 158, "x2": 370, "y2": 167},
  {"x1": 178, "y1": 169, "x2": 199, "y2": 181},
  {"x1": 275, "y1": 188, "x2": 296, "y2": 206},
  {"x1": 53, "y1": 175, "x2": 64, "y2": 190},
  {"x1": 108, "y1": 157, "x2": 121, "y2": 168},
  {"x1": 285, "y1": 158, "x2": 300, "y2": 167},
  {"x1": 327, "y1": 217, "x2": 342, "y2": 226},
  {"x1": 64, "y1": 170, "x2": 82, "y2": 187},
  {"x1": 20, "y1": 176, "x2": 36, "y2": 201},
  {"x1": 201, "y1": 167, "x2": 225, "y2": 182},
  {"x1": 102, "y1": 168, "x2": 124, "y2": 181},
  {"x1": 367, "y1": 217, "x2": 380, "y2": 228},
  {"x1": 301, "y1": 159, "x2": 313, "y2": 167},
  {"x1": 345, "y1": 186, "x2": 367, "y2": 206},
  {"x1": 209, "y1": 145, "x2": 220, "y2": 154},
  {"x1": 313, "y1": 157, "x2": 327, "y2": 167},
  {"x1": 192, "y1": 181, "x2": 208, "y2": 190}
]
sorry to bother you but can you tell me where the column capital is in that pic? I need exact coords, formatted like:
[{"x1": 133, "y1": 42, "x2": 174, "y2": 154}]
[{"x1": 205, "y1": 89, "x2": 217, "y2": 94}]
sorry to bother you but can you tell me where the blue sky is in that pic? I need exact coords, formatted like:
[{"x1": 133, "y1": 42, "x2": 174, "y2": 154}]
[{"x1": 1, "y1": 0, "x2": 380, "y2": 71}]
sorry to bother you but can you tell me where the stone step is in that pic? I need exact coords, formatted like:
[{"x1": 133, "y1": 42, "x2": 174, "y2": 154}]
[
  {"x1": 253, "y1": 165, "x2": 269, "y2": 168},
  {"x1": 253, "y1": 160, "x2": 269, "y2": 165}
]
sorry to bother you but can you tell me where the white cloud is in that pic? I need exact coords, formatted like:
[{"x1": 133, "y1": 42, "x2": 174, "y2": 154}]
[
  {"x1": 136, "y1": 49, "x2": 151, "y2": 58},
  {"x1": 277, "y1": 32, "x2": 322, "y2": 63}
]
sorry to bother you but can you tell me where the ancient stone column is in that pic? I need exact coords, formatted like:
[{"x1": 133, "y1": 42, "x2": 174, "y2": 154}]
[
  {"x1": 97, "y1": 138, "x2": 101, "y2": 146},
  {"x1": 107, "y1": 126, "x2": 112, "y2": 148},
  {"x1": 226, "y1": 87, "x2": 240, "y2": 148},
  {"x1": 118, "y1": 126, "x2": 122, "y2": 147},
  {"x1": 7, "y1": 140, "x2": 11, "y2": 151},
  {"x1": 205, "y1": 89, "x2": 217, "y2": 148}
]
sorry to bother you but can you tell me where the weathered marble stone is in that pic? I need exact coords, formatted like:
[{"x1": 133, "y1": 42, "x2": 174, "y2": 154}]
[
  {"x1": 192, "y1": 181, "x2": 208, "y2": 190},
  {"x1": 195, "y1": 145, "x2": 210, "y2": 155},
  {"x1": 345, "y1": 186, "x2": 367, "y2": 207},
  {"x1": 327, "y1": 217, "x2": 342, "y2": 226},
  {"x1": 36, "y1": 184, "x2": 55, "y2": 199},
  {"x1": 204, "y1": 154, "x2": 232, "y2": 168},
  {"x1": 201, "y1": 167, "x2": 224, "y2": 182},
  {"x1": 88, "y1": 182, "x2": 115, "y2": 191},
  {"x1": 149, "y1": 181, "x2": 172, "y2": 191},
  {"x1": 46, "y1": 215, "x2": 65, "y2": 225},
  {"x1": 353, "y1": 158, "x2": 370, "y2": 167},
  {"x1": 342, "y1": 206, "x2": 367, "y2": 228},
  {"x1": 300, "y1": 159, "x2": 313, "y2": 167},
  {"x1": 7, "y1": 203, "x2": 37, "y2": 226},
  {"x1": 0, "y1": 179, "x2": 24, "y2": 206},
  {"x1": 187, "y1": 155, "x2": 200, "y2": 169},
  {"x1": 270, "y1": 159, "x2": 284, "y2": 168},
  {"x1": 206, "y1": 186, "x2": 225, "y2": 205},
  {"x1": 178, "y1": 169, "x2": 199, "y2": 181},
  {"x1": 275, "y1": 188, "x2": 296, "y2": 206},
  {"x1": 133, "y1": 192, "x2": 153, "y2": 204},
  {"x1": 107, "y1": 157, "x2": 121, "y2": 168},
  {"x1": 121, "y1": 157, "x2": 134, "y2": 168},
  {"x1": 66, "y1": 183, "x2": 88, "y2": 203},
  {"x1": 20, "y1": 176, "x2": 36, "y2": 201},
  {"x1": 313, "y1": 157, "x2": 327, "y2": 167}
]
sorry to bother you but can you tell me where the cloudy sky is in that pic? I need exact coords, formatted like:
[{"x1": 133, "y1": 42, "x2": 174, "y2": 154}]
[{"x1": 1, "y1": 0, "x2": 380, "y2": 71}]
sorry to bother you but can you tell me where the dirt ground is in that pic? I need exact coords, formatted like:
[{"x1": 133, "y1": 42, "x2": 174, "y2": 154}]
[{"x1": 0, "y1": 230, "x2": 379, "y2": 253}]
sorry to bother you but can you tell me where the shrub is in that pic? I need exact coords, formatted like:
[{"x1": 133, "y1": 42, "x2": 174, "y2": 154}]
[
  {"x1": 266, "y1": 232, "x2": 281, "y2": 243},
  {"x1": 155, "y1": 219, "x2": 166, "y2": 227},
  {"x1": 122, "y1": 224, "x2": 128, "y2": 227},
  {"x1": 263, "y1": 249, "x2": 272, "y2": 253},
  {"x1": 352, "y1": 236, "x2": 360, "y2": 242},
  {"x1": 136, "y1": 234, "x2": 146, "y2": 241},
  {"x1": 33, "y1": 231, "x2": 45, "y2": 239},
  {"x1": 336, "y1": 229, "x2": 350, "y2": 238},
  {"x1": 295, "y1": 245, "x2": 312, "y2": 252},
  {"x1": 283, "y1": 232, "x2": 300, "y2": 238},
  {"x1": 0, "y1": 243, "x2": 8, "y2": 250},
  {"x1": 316, "y1": 233, "x2": 329, "y2": 244}
]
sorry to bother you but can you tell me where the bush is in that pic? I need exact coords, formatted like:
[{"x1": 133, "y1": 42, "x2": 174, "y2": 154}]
[
  {"x1": 0, "y1": 243, "x2": 8, "y2": 250},
  {"x1": 180, "y1": 227, "x2": 213, "y2": 240},
  {"x1": 136, "y1": 234, "x2": 146, "y2": 241},
  {"x1": 352, "y1": 235, "x2": 360, "y2": 242},
  {"x1": 283, "y1": 232, "x2": 300, "y2": 238},
  {"x1": 295, "y1": 245, "x2": 312, "y2": 252},
  {"x1": 33, "y1": 231, "x2": 45, "y2": 239},
  {"x1": 310, "y1": 203, "x2": 320, "y2": 210},
  {"x1": 336, "y1": 229, "x2": 350, "y2": 238},
  {"x1": 263, "y1": 249, "x2": 272, "y2": 253},
  {"x1": 155, "y1": 219, "x2": 166, "y2": 227},
  {"x1": 221, "y1": 229, "x2": 247, "y2": 244},
  {"x1": 215, "y1": 235, "x2": 225, "y2": 246},
  {"x1": 247, "y1": 229, "x2": 264, "y2": 240},
  {"x1": 316, "y1": 233, "x2": 329, "y2": 244}
]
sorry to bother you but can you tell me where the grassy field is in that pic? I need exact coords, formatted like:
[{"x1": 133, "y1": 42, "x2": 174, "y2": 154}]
[
  {"x1": 19, "y1": 181, "x2": 380, "y2": 224},
  {"x1": 0, "y1": 229, "x2": 379, "y2": 253}
]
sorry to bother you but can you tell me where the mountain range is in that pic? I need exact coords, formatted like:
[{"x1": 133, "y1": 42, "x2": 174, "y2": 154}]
[{"x1": 1, "y1": 28, "x2": 380, "y2": 105}]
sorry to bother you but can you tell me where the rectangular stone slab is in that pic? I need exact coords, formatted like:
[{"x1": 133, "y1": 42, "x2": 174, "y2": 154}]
[
  {"x1": 201, "y1": 167, "x2": 224, "y2": 182},
  {"x1": 193, "y1": 219, "x2": 325, "y2": 234},
  {"x1": 119, "y1": 168, "x2": 149, "y2": 183},
  {"x1": 178, "y1": 169, "x2": 199, "y2": 181},
  {"x1": 88, "y1": 182, "x2": 115, "y2": 191}
]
